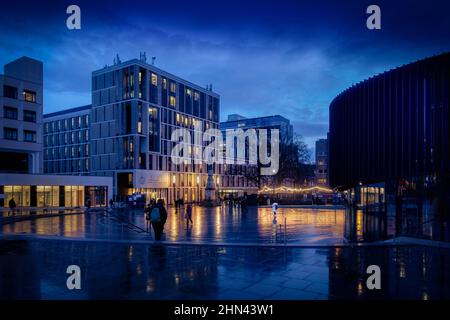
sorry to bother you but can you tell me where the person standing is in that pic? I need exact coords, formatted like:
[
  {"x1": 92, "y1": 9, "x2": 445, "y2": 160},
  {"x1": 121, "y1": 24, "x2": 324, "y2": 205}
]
[{"x1": 185, "y1": 204, "x2": 193, "y2": 227}]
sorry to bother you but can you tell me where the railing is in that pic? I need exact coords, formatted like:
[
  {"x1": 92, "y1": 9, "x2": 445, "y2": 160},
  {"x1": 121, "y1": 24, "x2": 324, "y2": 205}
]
[{"x1": 107, "y1": 209, "x2": 147, "y2": 234}]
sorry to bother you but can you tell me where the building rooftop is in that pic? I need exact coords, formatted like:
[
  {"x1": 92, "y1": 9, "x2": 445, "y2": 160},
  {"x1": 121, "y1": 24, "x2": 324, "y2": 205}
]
[
  {"x1": 92, "y1": 57, "x2": 219, "y2": 98},
  {"x1": 44, "y1": 104, "x2": 92, "y2": 119},
  {"x1": 220, "y1": 114, "x2": 291, "y2": 125}
]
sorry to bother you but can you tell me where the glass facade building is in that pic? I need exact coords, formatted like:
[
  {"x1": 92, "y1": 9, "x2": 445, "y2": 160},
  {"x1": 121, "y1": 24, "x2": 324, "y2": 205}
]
[{"x1": 329, "y1": 52, "x2": 450, "y2": 241}]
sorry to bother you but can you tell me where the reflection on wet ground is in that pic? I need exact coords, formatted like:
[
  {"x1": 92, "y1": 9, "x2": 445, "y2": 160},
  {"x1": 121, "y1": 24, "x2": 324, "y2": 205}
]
[
  {"x1": 0, "y1": 239, "x2": 449, "y2": 299},
  {"x1": 1, "y1": 206, "x2": 349, "y2": 245}
]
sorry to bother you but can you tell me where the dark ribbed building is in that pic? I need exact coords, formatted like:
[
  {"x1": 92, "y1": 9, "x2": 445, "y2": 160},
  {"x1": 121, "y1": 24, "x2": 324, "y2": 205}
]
[{"x1": 329, "y1": 52, "x2": 450, "y2": 241}]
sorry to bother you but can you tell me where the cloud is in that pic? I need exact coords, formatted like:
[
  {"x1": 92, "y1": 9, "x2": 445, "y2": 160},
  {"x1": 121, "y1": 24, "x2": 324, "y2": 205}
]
[{"x1": 1, "y1": 0, "x2": 449, "y2": 149}]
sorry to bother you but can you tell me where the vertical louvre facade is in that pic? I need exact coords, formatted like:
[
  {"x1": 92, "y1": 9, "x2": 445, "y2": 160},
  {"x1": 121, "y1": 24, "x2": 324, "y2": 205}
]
[
  {"x1": 330, "y1": 53, "x2": 450, "y2": 189},
  {"x1": 329, "y1": 52, "x2": 450, "y2": 241}
]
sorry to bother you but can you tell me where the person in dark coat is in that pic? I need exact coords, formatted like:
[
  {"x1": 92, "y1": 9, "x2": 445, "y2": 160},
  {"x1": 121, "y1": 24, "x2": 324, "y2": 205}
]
[
  {"x1": 151, "y1": 199, "x2": 167, "y2": 241},
  {"x1": 8, "y1": 198, "x2": 16, "y2": 216}
]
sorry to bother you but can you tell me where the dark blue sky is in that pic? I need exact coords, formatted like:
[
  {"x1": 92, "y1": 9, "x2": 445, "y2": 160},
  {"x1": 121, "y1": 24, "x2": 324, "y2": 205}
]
[{"x1": 1, "y1": 0, "x2": 449, "y2": 149}]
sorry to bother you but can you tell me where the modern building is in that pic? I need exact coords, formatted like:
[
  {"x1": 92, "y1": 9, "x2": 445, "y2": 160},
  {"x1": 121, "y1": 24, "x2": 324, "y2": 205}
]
[
  {"x1": 43, "y1": 105, "x2": 91, "y2": 175},
  {"x1": 220, "y1": 114, "x2": 294, "y2": 144},
  {"x1": 0, "y1": 57, "x2": 112, "y2": 209},
  {"x1": 89, "y1": 56, "x2": 226, "y2": 204},
  {"x1": 0, "y1": 57, "x2": 43, "y2": 174},
  {"x1": 315, "y1": 138, "x2": 328, "y2": 186},
  {"x1": 0, "y1": 173, "x2": 112, "y2": 208},
  {"x1": 220, "y1": 114, "x2": 294, "y2": 191},
  {"x1": 329, "y1": 52, "x2": 450, "y2": 241}
]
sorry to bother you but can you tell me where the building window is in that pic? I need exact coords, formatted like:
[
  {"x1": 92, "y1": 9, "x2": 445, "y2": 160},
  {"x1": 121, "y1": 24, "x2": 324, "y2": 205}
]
[
  {"x1": 162, "y1": 78, "x2": 167, "y2": 90},
  {"x1": 3, "y1": 85, "x2": 18, "y2": 99},
  {"x1": 3, "y1": 106, "x2": 18, "y2": 120},
  {"x1": 170, "y1": 82, "x2": 176, "y2": 93},
  {"x1": 151, "y1": 73, "x2": 158, "y2": 86},
  {"x1": 23, "y1": 110, "x2": 36, "y2": 122},
  {"x1": 24, "y1": 130, "x2": 36, "y2": 142},
  {"x1": 170, "y1": 96, "x2": 176, "y2": 107},
  {"x1": 4, "y1": 127, "x2": 18, "y2": 140},
  {"x1": 23, "y1": 90, "x2": 36, "y2": 103}
]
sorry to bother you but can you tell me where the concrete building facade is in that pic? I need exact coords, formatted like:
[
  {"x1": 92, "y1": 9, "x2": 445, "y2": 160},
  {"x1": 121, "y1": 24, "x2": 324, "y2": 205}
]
[
  {"x1": 0, "y1": 57, "x2": 112, "y2": 209},
  {"x1": 0, "y1": 57, "x2": 43, "y2": 174}
]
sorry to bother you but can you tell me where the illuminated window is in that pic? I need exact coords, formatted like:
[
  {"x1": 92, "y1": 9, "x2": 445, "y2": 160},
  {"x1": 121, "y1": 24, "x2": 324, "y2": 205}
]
[
  {"x1": 162, "y1": 78, "x2": 167, "y2": 90},
  {"x1": 176, "y1": 113, "x2": 180, "y2": 124},
  {"x1": 186, "y1": 88, "x2": 192, "y2": 96},
  {"x1": 23, "y1": 90, "x2": 36, "y2": 103},
  {"x1": 194, "y1": 91, "x2": 199, "y2": 101},
  {"x1": 138, "y1": 120, "x2": 142, "y2": 133},
  {"x1": 170, "y1": 82, "x2": 176, "y2": 93},
  {"x1": 151, "y1": 73, "x2": 158, "y2": 86},
  {"x1": 170, "y1": 96, "x2": 176, "y2": 107}
]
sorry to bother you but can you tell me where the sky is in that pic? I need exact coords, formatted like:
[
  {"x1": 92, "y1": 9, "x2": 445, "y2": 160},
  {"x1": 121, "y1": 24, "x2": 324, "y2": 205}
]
[{"x1": 1, "y1": 0, "x2": 449, "y2": 151}]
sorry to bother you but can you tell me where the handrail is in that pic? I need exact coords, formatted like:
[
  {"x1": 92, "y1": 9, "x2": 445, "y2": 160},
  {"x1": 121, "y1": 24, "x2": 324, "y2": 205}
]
[{"x1": 107, "y1": 209, "x2": 147, "y2": 233}]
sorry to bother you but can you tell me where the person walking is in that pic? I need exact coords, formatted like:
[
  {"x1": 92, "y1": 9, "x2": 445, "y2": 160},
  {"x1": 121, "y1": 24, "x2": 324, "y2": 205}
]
[
  {"x1": 158, "y1": 199, "x2": 168, "y2": 236},
  {"x1": 8, "y1": 197, "x2": 16, "y2": 216},
  {"x1": 144, "y1": 202, "x2": 153, "y2": 233},
  {"x1": 185, "y1": 203, "x2": 193, "y2": 228},
  {"x1": 272, "y1": 201, "x2": 279, "y2": 217},
  {"x1": 151, "y1": 199, "x2": 168, "y2": 241}
]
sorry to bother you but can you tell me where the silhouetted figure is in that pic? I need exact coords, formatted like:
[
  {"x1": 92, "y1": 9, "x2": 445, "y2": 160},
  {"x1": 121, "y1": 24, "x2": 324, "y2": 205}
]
[
  {"x1": 8, "y1": 198, "x2": 16, "y2": 216},
  {"x1": 144, "y1": 202, "x2": 153, "y2": 233},
  {"x1": 185, "y1": 204, "x2": 193, "y2": 227},
  {"x1": 151, "y1": 199, "x2": 167, "y2": 241}
]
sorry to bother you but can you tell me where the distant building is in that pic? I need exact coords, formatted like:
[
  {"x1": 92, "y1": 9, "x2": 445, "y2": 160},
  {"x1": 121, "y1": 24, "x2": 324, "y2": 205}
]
[
  {"x1": 0, "y1": 56, "x2": 43, "y2": 174},
  {"x1": 43, "y1": 105, "x2": 91, "y2": 175},
  {"x1": 315, "y1": 138, "x2": 328, "y2": 186},
  {"x1": 220, "y1": 114, "x2": 294, "y2": 190},
  {"x1": 220, "y1": 114, "x2": 293, "y2": 144}
]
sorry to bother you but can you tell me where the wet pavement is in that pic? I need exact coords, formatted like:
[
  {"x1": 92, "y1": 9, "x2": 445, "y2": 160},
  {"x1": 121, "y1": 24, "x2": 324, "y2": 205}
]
[
  {"x1": 1, "y1": 206, "x2": 348, "y2": 245},
  {"x1": 0, "y1": 238, "x2": 449, "y2": 299}
]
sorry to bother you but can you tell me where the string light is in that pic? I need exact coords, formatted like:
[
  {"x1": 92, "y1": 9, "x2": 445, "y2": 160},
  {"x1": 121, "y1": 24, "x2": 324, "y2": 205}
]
[{"x1": 258, "y1": 185, "x2": 333, "y2": 194}]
